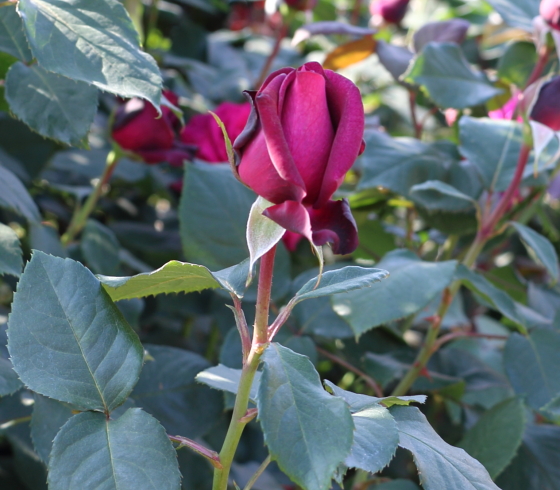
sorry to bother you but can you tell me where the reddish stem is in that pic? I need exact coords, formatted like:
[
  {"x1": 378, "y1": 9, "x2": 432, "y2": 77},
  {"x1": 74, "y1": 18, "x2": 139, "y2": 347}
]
[
  {"x1": 254, "y1": 23, "x2": 289, "y2": 89},
  {"x1": 254, "y1": 247, "x2": 276, "y2": 345},
  {"x1": 525, "y1": 45, "x2": 552, "y2": 89},
  {"x1": 316, "y1": 346, "x2": 384, "y2": 397},
  {"x1": 479, "y1": 144, "x2": 531, "y2": 239},
  {"x1": 432, "y1": 332, "x2": 508, "y2": 352}
]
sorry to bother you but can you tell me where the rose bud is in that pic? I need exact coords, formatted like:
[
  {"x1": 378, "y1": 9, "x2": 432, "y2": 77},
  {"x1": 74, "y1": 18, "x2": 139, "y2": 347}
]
[
  {"x1": 540, "y1": 0, "x2": 560, "y2": 30},
  {"x1": 529, "y1": 76, "x2": 560, "y2": 131},
  {"x1": 285, "y1": 0, "x2": 318, "y2": 11},
  {"x1": 370, "y1": 0, "x2": 410, "y2": 24},
  {"x1": 233, "y1": 62, "x2": 365, "y2": 255},
  {"x1": 112, "y1": 91, "x2": 195, "y2": 166},
  {"x1": 181, "y1": 102, "x2": 252, "y2": 163}
]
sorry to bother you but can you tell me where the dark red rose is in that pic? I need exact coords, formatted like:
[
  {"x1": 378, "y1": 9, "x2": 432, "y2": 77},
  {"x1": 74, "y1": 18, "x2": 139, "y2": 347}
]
[
  {"x1": 233, "y1": 62, "x2": 365, "y2": 255},
  {"x1": 530, "y1": 76, "x2": 560, "y2": 131},
  {"x1": 540, "y1": 0, "x2": 560, "y2": 30},
  {"x1": 111, "y1": 91, "x2": 194, "y2": 166},
  {"x1": 181, "y1": 102, "x2": 251, "y2": 163},
  {"x1": 370, "y1": 0, "x2": 410, "y2": 24}
]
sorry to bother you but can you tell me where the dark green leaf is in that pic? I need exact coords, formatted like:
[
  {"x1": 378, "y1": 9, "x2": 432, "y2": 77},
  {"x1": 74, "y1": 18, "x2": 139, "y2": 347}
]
[
  {"x1": 459, "y1": 117, "x2": 523, "y2": 192},
  {"x1": 131, "y1": 344, "x2": 222, "y2": 438},
  {"x1": 81, "y1": 220, "x2": 120, "y2": 276},
  {"x1": 345, "y1": 405, "x2": 398, "y2": 473},
  {"x1": 504, "y1": 328, "x2": 560, "y2": 410},
  {"x1": 410, "y1": 180, "x2": 476, "y2": 212},
  {"x1": 332, "y1": 251, "x2": 457, "y2": 336},
  {"x1": 212, "y1": 259, "x2": 251, "y2": 299},
  {"x1": 496, "y1": 424, "x2": 560, "y2": 490},
  {"x1": 485, "y1": 0, "x2": 539, "y2": 31},
  {"x1": 28, "y1": 222, "x2": 67, "y2": 258},
  {"x1": 293, "y1": 266, "x2": 389, "y2": 303},
  {"x1": 458, "y1": 397, "x2": 526, "y2": 478},
  {"x1": 510, "y1": 222, "x2": 559, "y2": 282},
  {"x1": 180, "y1": 163, "x2": 254, "y2": 270},
  {"x1": 0, "y1": 5, "x2": 32, "y2": 62},
  {"x1": 100, "y1": 260, "x2": 221, "y2": 301},
  {"x1": 8, "y1": 252, "x2": 143, "y2": 412},
  {"x1": 324, "y1": 380, "x2": 426, "y2": 411},
  {"x1": 456, "y1": 265, "x2": 528, "y2": 331},
  {"x1": 30, "y1": 395, "x2": 73, "y2": 463},
  {"x1": 18, "y1": 0, "x2": 162, "y2": 106},
  {"x1": 196, "y1": 364, "x2": 261, "y2": 402},
  {"x1": 405, "y1": 43, "x2": 502, "y2": 109},
  {"x1": 48, "y1": 409, "x2": 181, "y2": 490},
  {"x1": 5, "y1": 62, "x2": 97, "y2": 147},
  {"x1": 497, "y1": 42, "x2": 537, "y2": 87},
  {"x1": 0, "y1": 323, "x2": 22, "y2": 396},
  {"x1": 0, "y1": 222, "x2": 22, "y2": 278},
  {"x1": 0, "y1": 164, "x2": 41, "y2": 222},
  {"x1": 375, "y1": 480, "x2": 421, "y2": 490},
  {"x1": 258, "y1": 343, "x2": 354, "y2": 490},
  {"x1": 391, "y1": 406, "x2": 500, "y2": 490}
]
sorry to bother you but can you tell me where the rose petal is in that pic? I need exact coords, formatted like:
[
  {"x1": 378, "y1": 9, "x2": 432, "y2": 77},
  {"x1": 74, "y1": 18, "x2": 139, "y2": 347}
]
[
  {"x1": 263, "y1": 200, "x2": 313, "y2": 244},
  {"x1": 308, "y1": 199, "x2": 358, "y2": 255},
  {"x1": 316, "y1": 70, "x2": 365, "y2": 207}
]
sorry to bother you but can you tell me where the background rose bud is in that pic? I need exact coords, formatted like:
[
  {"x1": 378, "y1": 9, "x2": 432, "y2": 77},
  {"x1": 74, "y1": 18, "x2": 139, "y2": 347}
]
[
  {"x1": 530, "y1": 76, "x2": 560, "y2": 131},
  {"x1": 181, "y1": 102, "x2": 251, "y2": 163},
  {"x1": 370, "y1": 0, "x2": 410, "y2": 24},
  {"x1": 540, "y1": 0, "x2": 560, "y2": 30},
  {"x1": 234, "y1": 62, "x2": 365, "y2": 255},
  {"x1": 111, "y1": 90, "x2": 195, "y2": 166}
]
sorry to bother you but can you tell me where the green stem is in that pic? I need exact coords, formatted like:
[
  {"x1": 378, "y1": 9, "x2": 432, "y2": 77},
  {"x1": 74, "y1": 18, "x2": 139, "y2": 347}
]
[
  {"x1": 212, "y1": 247, "x2": 277, "y2": 490},
  {"x1": 391, "y1": 143, "x2": 532, "y2": 396},
  {"x1": 0, "y1": 415, "x2": 32, "y2": 430},
  {"x1": 243, "y1": 455, "x2": 271, "y2": 490},
  {"x1": 61, "y1": 150, "x2": 120, "y2": 246}
]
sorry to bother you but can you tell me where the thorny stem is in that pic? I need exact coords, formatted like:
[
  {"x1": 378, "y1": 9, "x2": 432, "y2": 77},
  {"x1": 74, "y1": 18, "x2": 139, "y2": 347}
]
[
  {"x1": 316, "y1": 346, "x2": 384, "y2": 397},
  {"x1": 392, "y1": 143, "x2": 532, "y2": 396},
  {"x1": 61, "y1": 150, "x2": 121, "y2": 246},
  {"x1": 212, "y1": 247, "x2": 276, "y2": 490},
  {"x1": 254, "y1": 23, "x2": 289, "y2": 89},
  {"x1": 243, "y1": 455, "x2": 272, "y2": 490}
]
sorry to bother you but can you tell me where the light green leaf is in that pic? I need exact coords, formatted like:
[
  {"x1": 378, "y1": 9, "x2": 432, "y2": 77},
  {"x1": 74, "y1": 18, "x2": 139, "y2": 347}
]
[
  {"x1": 497, "y1": 42, "x2": 537, "y2": 87},
  {"x1": 100, "y1": 260, "x2": 221, "y2": 301},
  {"x1": 345, "y1": 405, "x2": 399, "y2": 474},
  {"x1": 458, "y1": 397, "x2": 526, "y2": 478},
  {"x1": 196, "y1": 364, "x2": 261, "y2": 402},
  {"x1": 410, "y1": 180, "x2": 476, "y2": 212},
  {"x1": 405, "y1": 43, "x2": 502, "y2": 109},
  {"x1": 0, "y1": 5, "x2": 32, "y2": 62},
  {"x1": 332, "y1": 250, "x2": 457, "y2": 336},
  {"x1": 0, "y1": 223, "x2": 22, "y2": 278},
  {"x1": 131, "y1": 344, "x2": 222, "y2": 438},
  {"x1": 504, "y1": 328, "x2": 560, "y2": 411},
  {"x1": 17, "y1": 0, "x2": 162, "y2": 106},
  {"x1": 258, "y1": 343, "x2": 354, "y2": 490},
  {"x1": 459, "y1": 117, "x2": 523, "y2": 192},
  {"x1": 48, "y1": 409, "x2": 181, "y2": 490},
  {"x1": 324, "y1": 380, "x2": 427, "y2": 411},
  {"x1": 8, "y1": 252, "x2": 143, "y2": 412},
  {"x1": 293, "y1": 266, "x2": 389, "y2": 303},
  {"x1": 0, "y1": 164, "x2": 41, "y2": 222},
  {"x1": 510, "y1": 222, "x2": 559, "y2": 283},
  {"x1": 391, "y1": 406, "x2": 500, "y2": 490},
  {"x1": 246, "y1": 196, "x2": 285, "y2": 281},
  {"x1": 180, "y1": 163, "x2": 255, "y2": 270},
  {"x1": 5, "y1": 62, "x2": 97, "y2": 147}
]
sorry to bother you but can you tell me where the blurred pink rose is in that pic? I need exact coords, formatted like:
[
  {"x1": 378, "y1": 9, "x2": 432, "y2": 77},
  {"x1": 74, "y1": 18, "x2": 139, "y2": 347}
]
[
  {"x1": 540, "y1": 0, "x2": 560, "y2": 30},
  {"x1": 370, "y1": 0, "x2": 410, "y2": 24},
  {"x1": 181, "y1": 102, "x2": 252, "y2": 163},
  {"x1": 488, "y1": 94, "x2": 522, "y2": 121}
]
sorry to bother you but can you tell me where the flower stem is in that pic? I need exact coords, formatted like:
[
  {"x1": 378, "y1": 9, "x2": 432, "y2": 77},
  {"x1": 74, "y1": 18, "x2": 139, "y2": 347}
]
[
  {"x1": 391, "y1": 143, "x2": 532, "y2": 396},
  {"x1": 212, "y1": 247, "x2": 276, "y2": 490},
  {"x1": 525, "y1": 45, "x2": 552, "y2": 89},
  {"x1": 254, "y1": 23, "x2": 289, "y2": 89},
  {"x1": 61, "y1": 150, "x2": 121, "y2": 246}
]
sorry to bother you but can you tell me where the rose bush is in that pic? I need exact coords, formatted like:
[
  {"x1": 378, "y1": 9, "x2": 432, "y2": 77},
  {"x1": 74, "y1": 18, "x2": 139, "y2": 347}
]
[
  {"x1": 111, "y1": 91, "x2": 194, "y2": 165},
  {"x1": 234, "y1": 62, "x2": 365, "y2": 255}
]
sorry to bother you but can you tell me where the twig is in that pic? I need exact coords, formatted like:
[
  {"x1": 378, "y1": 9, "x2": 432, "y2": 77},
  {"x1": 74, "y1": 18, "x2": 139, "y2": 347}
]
[
  {"x1": 432, "y1": 331, "x2": 508, "y2": 352},
  {"x1": 316, "y1": 346, "x2": 384, "y2": 397},
  {"x1": 254, "y1": 23, "x2": 289, "y2": 89},
  {"x1": 243, "y1": 455, "x2": 272, "y2": 490}
]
